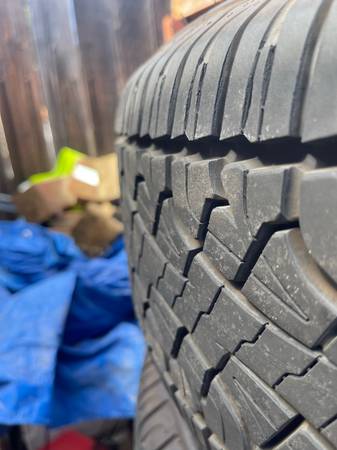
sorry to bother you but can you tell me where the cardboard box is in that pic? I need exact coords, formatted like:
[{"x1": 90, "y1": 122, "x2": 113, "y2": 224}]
[
  {"x1": 72, "y1": 203, "x2": 123, "y2": 256},
  {"x1": 71, "y1": 153, "x2": 120, "y2": 202},
  {"x1": 13, "y1": 178, "x2": 77, "y2": 223},
  {"x1": 49, "y1": 210, "x2": 84, "y2": 235},
  {"x1": 14, "y1": 152, "x2": 120, "y2": 223}
]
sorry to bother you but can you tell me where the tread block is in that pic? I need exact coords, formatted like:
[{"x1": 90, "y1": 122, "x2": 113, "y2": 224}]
[
  {"x1": 208, "y1": 159, "x2": 259, "y2": 258},
  {"x1": 174, "y1": 389, "x2": 193, "y2": 422},
  {"x1": 174, "y1": 395, "x2": 206, "y2": 447},
  {"x1": 138, "y1": 232, "x2": 167, "y2": 292},
  {"x1": 176, "y1": 335, "x2": 211, "y2": 411},
  {"x1": 152, "y1": 2, "x2": 237, "y2": 139},
  {"x1": 324, "y1": 336, "x2": 337, "y2": 366},
  {"x1": 204, "y1": 161, "x2": 299, "y2": 282},
  {"x1": 300, "y1": 168, "x2": 337, "y2": 284},
  {"x1": 261, "y1": 0, "x2": 324, "y2": 140},
  {"x1": 132, "y1": 273, "x2": 147, "y2": 324},
  {"x1": 168, "y1": 359, "x2": 187, "y2": 403},
  {"x1": 144, "y1": 310, "x2": 167, "y2": 373},
  {"x1": 302, "y1": 2, "x2": 337, "y2": 142},
  {"x1": 170, "y1": 0, "x2": 240, "y2": 139},
  {"x1": 137, "y1": 181, "x2": 156, "y2": 232},
  {"x1": 130, "y1": 53, "x2": 166, "y2": 137},
  {"x1": 162, "y1": 369, "x2": 176, "y2": 395},
  {"x1": 156, "y1": 198, "x2": 201, "y2": 273},
  {"x1": 171, "y1": 156, "x2": 228, "y2": 239},
  {"x1": 236, "y1": 323, "x2": 316, "y2": 386},
  {"x1": 246, "y1": 164, "x2": 301, "y2": 234},
  {"x1": 130, "y1": 214, "x2": 146, "y2": 270},
  {"x1": 157, "y1": 262, "x2": 187, "y2": 307},
  {"x1": 242, "y1": 30, "x2": 275, "y2": 142},
  {"x1": 141, "y1": 150, "x2": 173, "y2": 201},
  {"x1": 276, "y1": 357, "x2": 337, "y2": 428},
  {"x1": 135, "y1": 354, "x2": 198, "y2": 450},
  {"x1": 122, "y1": 67, "x2": 144, "y2": 135},
  {"x1": 219, "y1": 357, "x2": 297, "y2": 447},
  {"x1": 149, "y1": 288, "x2": 186, "y2": 357},
  {"x1": 193, "y1": 0, "x2": 268, "y2": 140},
  {"x1": 203, "y1": 374, "x2": 247, "y2": 450},
  {"x1": 204, "y1": 231, "x2": 243, "y2": 281},
  {"x1": 120, "y1": 195, "x2": 134, "y2": 263},
  {"x1": 191, "y1": 414, "x2": 211, "y2": 450},
  {"x1": 322, "y1": 418, "x2": 337, "y2": 448},
  {"x1": 138, "y1": 21, "x2": 197, "y2": 137},
  {"x1": 192, "y1": 284, "x2": 266, "y2": 368},
  {"x1": 121, "y1": 190, "x2": 137, "y2": 220},
  {"x1": 274, "y1": 422, "x2": 332, "y2": 450},
  {"x1": 220, "y1": 0, "x2": 290, "y2": 139},
  {"x1": 123, "y1": 143, "x2": 144, "y2": 197},
  {"x1": 208, "y1": 434, "x2": 227, "y2": 450},
  {"x1": 243, "y1": 229, "x2": 337, "y2": 348},
  {"x1": 173, "y1": 253, "x2": 224, "y2": 332}
]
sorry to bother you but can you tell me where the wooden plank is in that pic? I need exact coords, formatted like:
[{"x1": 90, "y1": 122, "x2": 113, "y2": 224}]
[
  {"x1": 74, "y1": 0, "x2": 167, "y2": 154},
  {"x1": 29, "y1": 0, "x2": 97, "y2": 156},
  {"x1": 109, "y1": 0, "x2": 160, "y2": 84},
  {"x1": 149, "y1": 0, "x2": 171, "y2": 47},
  {"x1": 0, "y1": 113, "x2": 14, "y2": 193},
  {"x1": 73, "y1": 0, "x2": 120, "y2": 155},
  {"x1": 0, "y1": 0, "x2": 52, "y2": 183}
]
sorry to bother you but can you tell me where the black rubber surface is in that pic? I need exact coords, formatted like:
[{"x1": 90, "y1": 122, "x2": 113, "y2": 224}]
[
  {"x1": 135, "y1": 354, "x2": 197, "y2": 450},
  {"x1": 117, "y1": 1, "x2": 337, "y2": 449}
]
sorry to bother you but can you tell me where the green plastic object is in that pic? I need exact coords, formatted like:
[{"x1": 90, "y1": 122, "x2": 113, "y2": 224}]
[{"x1": 29, "y1": 147, "x2": 85, "y2": 185}]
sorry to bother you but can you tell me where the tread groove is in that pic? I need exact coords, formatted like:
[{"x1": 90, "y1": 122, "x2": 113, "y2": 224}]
[
  {"x1": 212, "y1": 0, "x2": 270, "y2": 136},
  {"x1": 261, "y1": 415, "x2": 304, "y2": 448},
  {"x1": 166, "y1": 2, "x2": 241, "y2": 136},
  {"x1": 257, "y1": 45, "x2": 276, "y2": 139},
  {"x1": 240, "y1": 0, "x2": 293, "y2": 131}
]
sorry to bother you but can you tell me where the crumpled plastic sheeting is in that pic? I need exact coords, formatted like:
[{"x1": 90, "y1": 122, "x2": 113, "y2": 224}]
[
  {"x1": 0, "y1": 220, "x2": 83, "y2": 292},
  {"x1": 0, "y1": 220, "x2": 145, "y2": 426}
]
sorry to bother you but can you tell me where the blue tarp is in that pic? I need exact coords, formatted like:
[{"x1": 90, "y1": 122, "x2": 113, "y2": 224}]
[{"x1": 0, "y1": 220, "x2": 145, "y2": 426}]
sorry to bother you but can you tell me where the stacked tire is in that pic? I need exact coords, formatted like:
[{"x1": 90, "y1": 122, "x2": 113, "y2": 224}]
[{"x1": 117, "y1": 1, "x2": 337, "y2": 448}]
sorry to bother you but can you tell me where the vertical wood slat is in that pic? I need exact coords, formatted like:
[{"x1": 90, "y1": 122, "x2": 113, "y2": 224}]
[
  {"x1": 0, "y1": 0, "x2": 51, "y2": 184},
  {"x1": 0, "y1": 113, "x2": 14, "y2": 193},
  {"x1": 74, "y1": 0, "x2": 168, "y2": 155},
  {"x1": 73, "y1": 0, "x2": 120, "y2": 155},
  {"x1": 148, "y1": 0, "x2": 171, "y2": 49},
  {"x1": 29, "y1": 0, "x2": 97, "y2": 156}
]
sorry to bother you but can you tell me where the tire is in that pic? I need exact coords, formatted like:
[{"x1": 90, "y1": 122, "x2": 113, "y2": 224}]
[
  {"x1": 117, "y1": 1, "x2": 337, "y2": 449},
  {"x1": 134, "y1": 354, "x2": 197, "y2": 450}
]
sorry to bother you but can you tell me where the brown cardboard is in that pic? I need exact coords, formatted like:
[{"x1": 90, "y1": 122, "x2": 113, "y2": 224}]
[
  {"x1": 70, "y1": 153, "x2": 120, "y2": 202},
  {"x1": 72, "y1": 206, "x2": 123, "y2": 256},
  {"x1": 49, "y1": 210, "x2": 84, "y2": 235},
  {"x1": 13, "y1": 178, "x2": 77, "y2": 223}
]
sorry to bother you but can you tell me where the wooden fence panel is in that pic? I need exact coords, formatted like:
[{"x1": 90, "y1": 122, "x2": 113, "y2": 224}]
[
  {"x1": 0, "y1": 0, "x2": 168, "y2": 192},
  {"x1": 0, "y1": 114, "x2": 14, "y2": 193},
  {"x1": 150, "y1": 0, "x2": 171, "y2": 48},
  {"x1": 74, "y1": 0, "x2": 121, "y2": 155},
  {"x1": 0, "y1": 0, "x2": 51, "y2": 184},
  {"x1": 29, "y1": 0, "x2": 97, "y2": 156},
  {"x1": 74, "y1": 0, "x2": 169, "y2": 155}
]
